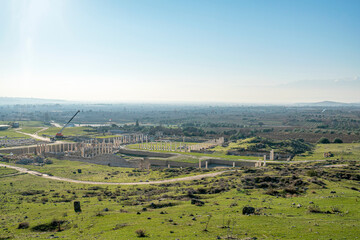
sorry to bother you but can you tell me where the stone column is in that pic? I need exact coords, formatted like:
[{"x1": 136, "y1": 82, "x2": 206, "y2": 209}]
[{"x1": 270, "y1": 150, "x2": 274, "y2": 161}]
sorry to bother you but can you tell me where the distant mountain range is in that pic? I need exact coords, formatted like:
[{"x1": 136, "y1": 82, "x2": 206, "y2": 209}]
[
  {"x1": 0, "y1": 97, "x2": 68, "y2": 105},
  {"x1": 0, "y1": 97, "x2": 359, "y2": 106},
  {"x1": 294, "y1": 101, "x2": 360, "y2": 107}
]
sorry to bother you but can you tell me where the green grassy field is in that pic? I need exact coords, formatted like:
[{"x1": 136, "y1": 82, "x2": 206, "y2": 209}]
[
  {"x1": 0, "y1": 129, "x2": 30, "y2": 138},
  {"x1": 0, "y1": 121, "x2": 46, "y2": 128},
  {"x1": 126, "y1": 142, "x2": 260, "y2": 162},
  {"x1": 5, "y1": 158, "x2": 207, "y2": 183},
  {"x1": 0, "y1": 161, "x2": 359, "y2": 239},
  {"x1": 18, "y1": 127, "x2": 44, "y2": 134},
  {"x1": 211, "y1": 138, "x2": 255, "y2": 153},
  {"x1": 294, "y1": 143, "x2": 360, "y2": 161},
  {"x1": 128, "y1": 141, "x2": 360, "y2": 163},
  {"x1": 0, "y1": 166, "x2": 18, "y2": 176},
  {"x1": 127, "y1": 141, "x2": 199, "y2": 150},
  {"x1": 39, "y1": 127, "x2": 95, "y2": 137}
]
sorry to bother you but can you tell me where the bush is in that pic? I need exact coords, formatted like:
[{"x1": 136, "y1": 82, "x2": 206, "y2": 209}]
[
  {"x1": 333, "y1": 138, "x2": 343, "y2": 143},
  {"x1": 265, "y1": 188, "x2": 279, "y2": 196},
  {"x1": 32, "y1": 219, "x2": 65, "y2": 232},
  {"x1": 308, "y1": 205, "x2": 322, "y2": 213},
  {"x1": 135, "y1": 229, "x2": 147, "y2": 237},
  {"x1": 331, "y1": 206, "x2": 342, "y2": 213},
  {"x1": 15, "y1": 158, "x2": 33, "y2": 165},
  {"x1": 18, "y1": 222, "x2": 29, "y2": 229},
  {"x1": 307, "y1": 169, "x2": 318, "y2": 177},
  {"x1": 318, "y1": 137, "x2": 330, "y2": 144},
  {"x1": 44, "y1": 159, "x2": 53, "y2": 164},
  {"x1": 34, "y1": 156, "x2": 44, "y2": 163}
]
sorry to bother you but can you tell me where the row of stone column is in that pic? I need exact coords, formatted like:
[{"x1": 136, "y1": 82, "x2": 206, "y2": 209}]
[
  {"x1": 35, "y1": 143, "x2": 77, "y2": 155},
  {"x1": 138, "y1": 142, "x2": 187, "y2": 152},
  {"x1": 80, "y1": 142, "x2": 115, "y2": 158},
  {"x1": 100, "y1": 134, "x2": 147, "y2": 145},
  {"x1": 34, "y1": 141, "x2": 119, "y2": 158},
  {"x1": 189, "y1": 137, "x2": 225, "y2": 151}
]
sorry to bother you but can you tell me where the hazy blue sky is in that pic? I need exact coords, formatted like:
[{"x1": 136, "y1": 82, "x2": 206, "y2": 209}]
[{"x1": 1, "y1": 0, "x2": 359, "y2": 103}]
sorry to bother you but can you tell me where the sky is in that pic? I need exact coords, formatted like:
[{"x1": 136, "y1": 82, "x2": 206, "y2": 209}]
[{"x1": 0, "y1": 0, "x2": 360, "y2": 103}]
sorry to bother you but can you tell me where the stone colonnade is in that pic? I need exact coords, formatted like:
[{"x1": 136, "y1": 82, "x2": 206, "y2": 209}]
[
  {"x1": 100, "y1": 134, "x2": 147, "y2": 145},
  {"x1": 34, "y1": 134, "x2": 147, "y2": 158}
]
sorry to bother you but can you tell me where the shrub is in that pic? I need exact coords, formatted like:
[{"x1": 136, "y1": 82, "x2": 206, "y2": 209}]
[
  {"x1": 15, "y1": 158, "x2": 33, "y2": 165},
  {"x1": 113, "y1": 223, "x2": 127, "y2": 230},
  {"x1": 135, "y1": 229, "x2": 147, "y2": 237},
  {"x1": 265, "y1": 188, "x2": 279, "y2": 196},
  {"x1": 331, "y1": 206, "x2": 342, "y2": 213},
  {"x1": 32, "y1": 219, "x2": 65, "y2": 232},
  {"x1": 318, "y1": 137, "x2": 330, "y2": 144},
  {"x1": 34, "y1": 156, "x2": 44, "y2": 163},
  {"x1": 44, "y1": 159, "x2": 53, "y2": 164},
  {"x1": 18, "y1": 222, "x2": 29, "y2": 229},
  {"x1": 308, "y1": 205, "x2": 322, "y2": 213},
  {"x1": 333, "y1": 138, "x2": 343, "y2": 143},
  {"x1": 307, "y1": 169, "x2": 318, "y2": 177}
]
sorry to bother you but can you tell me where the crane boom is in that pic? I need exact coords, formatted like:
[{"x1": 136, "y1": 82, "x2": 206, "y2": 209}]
[{"x1": 55, "y1": 110, "x2": 80, "y2": 138}]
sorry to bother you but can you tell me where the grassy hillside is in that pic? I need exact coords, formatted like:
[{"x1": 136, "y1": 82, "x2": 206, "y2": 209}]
[
  {"x1": 294, "y1": 143, "x2": 360, "y2": 161},
  {"x1": 0, "y1": 160, "x2": 359, "y2": 239}
]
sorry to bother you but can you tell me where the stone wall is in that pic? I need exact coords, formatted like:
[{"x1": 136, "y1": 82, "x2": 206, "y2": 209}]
[
  {"x1": 47, "y1": 152, "x2": 257, "y2": 169},
  {"x1": 0, "y1": 146, "x2": 37, "y2": 155},
  {"x1": 50, "y1": 154, "x2": 142, "y2": 168},
  {"x1": 118, "y1": 148, "x2": 174, "y2": 158}
]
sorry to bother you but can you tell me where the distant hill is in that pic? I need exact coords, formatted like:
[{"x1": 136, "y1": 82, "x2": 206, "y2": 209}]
[
  {"x1": 0, "y1": 97, "x2": 68, "y2": 105},
  {"x1": 295, "y1": 101, "x2": 360, "y2": 107}
]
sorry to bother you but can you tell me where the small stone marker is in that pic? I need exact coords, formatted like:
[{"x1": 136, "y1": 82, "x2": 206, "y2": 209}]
[{"x1": 74, "y1": 201, "x2": 81, "y2": 213}]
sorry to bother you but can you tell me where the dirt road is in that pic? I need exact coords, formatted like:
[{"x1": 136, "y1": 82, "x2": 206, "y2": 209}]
[
  {"x1": 15, "y1": 127, "x2": 51, "y2": 142},
  {"x1": 0, "y1": 163, "x2": 228, "y2": 185}
]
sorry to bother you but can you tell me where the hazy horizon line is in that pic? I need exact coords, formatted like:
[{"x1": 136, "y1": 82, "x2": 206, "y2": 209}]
[{"x1": 0, "y1": 96, "x2": 359, "y2": 106}]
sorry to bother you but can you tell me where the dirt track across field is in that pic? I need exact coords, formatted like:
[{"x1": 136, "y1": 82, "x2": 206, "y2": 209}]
[
  {"x1": 15, "y1": 127, "x2": 51, "y2": 142},
  {"x1": 0, "y1": 163, "x2": 228, "y2": 185}
]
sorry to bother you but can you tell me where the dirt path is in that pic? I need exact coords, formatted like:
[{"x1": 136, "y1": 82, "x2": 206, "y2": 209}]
[
  {"x1": 15, "y1": 127, "x2": 51, "y2": 142},
  {"x1": 0, "y1": 163, "x2": 228, "y2": 185}
]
